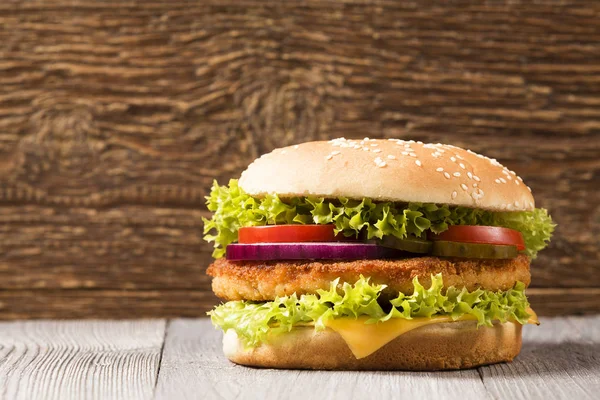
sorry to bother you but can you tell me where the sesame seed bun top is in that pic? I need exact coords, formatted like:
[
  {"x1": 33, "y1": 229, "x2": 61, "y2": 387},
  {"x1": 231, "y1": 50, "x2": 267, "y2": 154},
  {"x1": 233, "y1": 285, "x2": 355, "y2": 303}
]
[{"x1": 238, "y1": 138, "x2": 534, "y2": 212}]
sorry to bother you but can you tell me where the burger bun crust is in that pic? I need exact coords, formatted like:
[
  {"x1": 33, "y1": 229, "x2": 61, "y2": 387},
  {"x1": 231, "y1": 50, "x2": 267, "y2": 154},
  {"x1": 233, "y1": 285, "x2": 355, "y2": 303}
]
[
  {"x1": 223, "y1": 320, "x2": 523, "y2": 370},
  {"x1": 239, "y1": 139, "x2": 534, "y2": 212}
]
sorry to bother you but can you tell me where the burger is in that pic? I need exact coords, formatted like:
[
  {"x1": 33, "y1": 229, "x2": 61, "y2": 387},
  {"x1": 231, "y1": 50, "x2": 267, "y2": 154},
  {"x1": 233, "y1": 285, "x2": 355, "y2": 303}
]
[{"x1": 203, "y1": 138, "x2": 555, "y2": 370}]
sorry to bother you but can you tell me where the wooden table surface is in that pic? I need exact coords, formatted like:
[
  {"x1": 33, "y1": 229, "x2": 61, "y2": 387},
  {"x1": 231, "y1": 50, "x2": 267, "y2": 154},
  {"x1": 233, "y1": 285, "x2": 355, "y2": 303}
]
[{"x1": 0, "y1": 317, "x2": 598, "y2": 400}]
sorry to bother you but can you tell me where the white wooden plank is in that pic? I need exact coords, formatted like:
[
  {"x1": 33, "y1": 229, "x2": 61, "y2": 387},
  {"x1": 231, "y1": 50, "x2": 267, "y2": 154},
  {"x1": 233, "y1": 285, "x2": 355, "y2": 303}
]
[
  {"x1": 479, "y1": 317, "x2": 600, "y2": 400},
  {"x1": 155, "y1": 319, "x2": 490, "y2": 400},
  {"x1": 0, "y1": 319, "x2": 166, "y2": 400},
  {"x1": 566, "y1": 315, "x2": 600, "y2": 342}
]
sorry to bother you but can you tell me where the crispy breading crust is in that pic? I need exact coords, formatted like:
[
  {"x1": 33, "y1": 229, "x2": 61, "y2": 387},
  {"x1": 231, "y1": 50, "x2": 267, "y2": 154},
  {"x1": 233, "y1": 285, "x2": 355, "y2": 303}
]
[{"x1": 207, "y1": 254, "x2": 531, "y2": 301}]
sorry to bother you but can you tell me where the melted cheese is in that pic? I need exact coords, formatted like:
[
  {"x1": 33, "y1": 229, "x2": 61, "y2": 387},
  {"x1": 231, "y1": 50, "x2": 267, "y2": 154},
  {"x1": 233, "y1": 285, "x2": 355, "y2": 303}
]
[
  {"x1": 324, "y1": 308, "x2": 540, "y2": 359},
  {"x1": 526, "y1": 307, "x2": 540, "y2": 325}
]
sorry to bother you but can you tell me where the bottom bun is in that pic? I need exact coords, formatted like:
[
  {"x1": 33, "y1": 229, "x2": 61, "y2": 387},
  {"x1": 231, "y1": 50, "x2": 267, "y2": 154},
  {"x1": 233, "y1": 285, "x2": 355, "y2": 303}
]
[{"x1": 223, "y1": 320, "x2": 523, "y2": 370}]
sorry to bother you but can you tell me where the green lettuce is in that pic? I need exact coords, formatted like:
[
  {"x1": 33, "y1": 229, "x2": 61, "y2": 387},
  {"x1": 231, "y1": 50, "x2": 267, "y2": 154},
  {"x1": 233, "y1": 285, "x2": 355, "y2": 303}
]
[
  {"x1": 203, "y1": 179, "x2": 554, "y2": 258},
  {"x1": 209, "y1": 274, "x2": 532, "y2": 347}
]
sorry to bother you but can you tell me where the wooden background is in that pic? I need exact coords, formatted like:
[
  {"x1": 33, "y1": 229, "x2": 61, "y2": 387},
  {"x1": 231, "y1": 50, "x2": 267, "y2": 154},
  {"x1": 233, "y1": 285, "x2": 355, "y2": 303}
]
[{"x1": 0, "y1": 0, "x2": 598, "y2": 319}]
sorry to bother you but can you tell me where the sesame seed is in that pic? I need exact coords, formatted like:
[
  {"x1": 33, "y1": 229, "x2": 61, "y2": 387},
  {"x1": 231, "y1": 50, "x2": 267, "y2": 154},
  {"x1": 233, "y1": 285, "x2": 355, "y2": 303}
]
[
  {"x1": 453, "y1": 172, "x2": 461, "y2": 177},
  {"x1": 461, "y1": 183, "x2": 468, "y2": 191},
  {"x1": 354, "y1": 145, "x2": 361, "y2": 149},
  {"x1": 331, "y1": 151, "x2": 340, "y2": 155},
  {"x1": 510, "y1": 171, "x2": 516, "y2": 176},
  {"x1": 459, "y1": 163, "x2": 465, "y2": 169},
  {"x1": 517, "y1": 176, "x2": 524, "y2": 182},
  {"x1": 364, "y1": 137, "x2": 370, "y2": 141},
  {"x1": 437, "y1": 149, "x2": 445, "y2": 153},
  {"x1": 507, "y1": 204, "x2": 514, "y2": 211},
  {"x1": 515, "y1": 180, "x2": 520, "y2": 185},
  {"x1": 471, "y1": 192, "x2": 479, "y2": 200},
  {"x1": 473, "y1": 183, "x2": 478, "y2": 187},
  {"x1": 373, "y1": 149, "x2": 382, "y2": 153},
  {"x1": 506, "y1": 175, "x2": 512, "y2": 180},
  {"x1": 500, "y1": 178, "x2": 506, "y2": 183},
  {"x1": 370, "y1": 143, "x2": 378, "y2": 147},
  {"x1": 495, "y1": 178, "x2": 501, "y2": 184},
  {"x1": 377, "y1": 162, "x2": 387, "y2": 168},
  {"x1": 515, "y1": 201, "x2": 520, "y2": 207},
  {"x1": 409, "y1": 153, "x2": 417, "y2": 157},
  {"x1": 456, "y1": 154, "x2": 464, "y2": 160},
  {"x1": 374, "y1": 157, "x2": 383, "y2": 164},
  {"x1": 444, "y1": 172, "x2": 451, "y2": 179},
  {"x1": 415, "y1": 160, "x2": 422, "y2": 167},
  {"x1": 473, "y1": 175, "x2": 481, "y2": 182},
  {"x1": 387, "y1": 155, "x2": 396, "y2": 159},
  {"x1": 527, "y1": 186, "x2": 532, "y2": 192},
  {"x1": 293, "y1": 145, "x2": 299, "y2": 149},
  {"x1": 363, "y1": 147, "x2": 370, "y2": 151},
  {"x1": 326, "y1": 155, "x2": 333, "y2": 160},
  {"x1": 281, "y1": 150, "x2": 287, "y2": 154},
  {"x1": 467, "y1": 172, "x2": 473, "y2": 179},
  {"x1": 452, "y1": 191, "x2": 457, "y2": 199},
  {"x1": 402, "y1": 151, "x2": 409, "y2": 156},
  {"x1": 436, "y1": 167, "x2": 444, "y2": 172},
  {"x1": 450, "y1": 157, "x2": 456, "y2": 162}
]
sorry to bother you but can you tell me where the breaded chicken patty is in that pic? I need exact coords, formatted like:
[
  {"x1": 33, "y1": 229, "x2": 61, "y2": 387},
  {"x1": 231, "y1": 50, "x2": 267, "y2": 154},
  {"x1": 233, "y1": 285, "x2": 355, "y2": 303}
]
[{"x1": 207, "y1": 254, "x2": 531, "y2": 301}]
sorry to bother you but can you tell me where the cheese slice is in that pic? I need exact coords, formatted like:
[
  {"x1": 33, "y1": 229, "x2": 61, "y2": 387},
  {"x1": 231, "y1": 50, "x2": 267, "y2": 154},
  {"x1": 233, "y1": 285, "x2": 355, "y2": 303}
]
[
  {"x1": 525, "y1": 307, "x2": 540, "y2": 325},
  {"x1": 324, "y1": 308, "x2": 540, "y2": 359}
]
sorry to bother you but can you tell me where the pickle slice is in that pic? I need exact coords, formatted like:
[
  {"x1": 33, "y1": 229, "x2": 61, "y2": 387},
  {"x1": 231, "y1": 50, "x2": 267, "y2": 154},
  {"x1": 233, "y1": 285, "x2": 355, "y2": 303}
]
[
  {"x1": 432, "y1": 241, "x2": 518, "y2": 259},
  {"x1": 375, "y1": 236, "x2": 433, "y2": 254}
]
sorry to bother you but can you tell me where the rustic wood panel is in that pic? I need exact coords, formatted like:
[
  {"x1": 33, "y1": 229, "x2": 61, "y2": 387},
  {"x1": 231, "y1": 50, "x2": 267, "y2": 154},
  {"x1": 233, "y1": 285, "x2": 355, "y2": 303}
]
[
  {"x1": 154, "y1": 316, "x2": 600, "y2": 400},
  {"x1": 0, "y1": 290, "x2": 219, "y2": 320},
  {"x1": 0, "y1": 0, "x2": 598, "y2": 318},
  {"x1": 0, "y1": 319, "x2": 166, "y2": 400},
  {"x1": 0, "y1": 206, "x2": 212, "y2": 290}
]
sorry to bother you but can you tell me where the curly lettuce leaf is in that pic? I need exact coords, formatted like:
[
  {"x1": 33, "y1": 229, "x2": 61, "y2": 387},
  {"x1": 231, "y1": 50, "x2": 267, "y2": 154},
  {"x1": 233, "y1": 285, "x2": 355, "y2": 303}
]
[
  {"x1": 209, "y1": 274, "x2": 531, "y2": 347},
  {"x1": 489, "y1": 208, "x2": 555, "y2": 258},
  {"x1": 203, "y1": 179, "x2": 554, "y2": 258}
]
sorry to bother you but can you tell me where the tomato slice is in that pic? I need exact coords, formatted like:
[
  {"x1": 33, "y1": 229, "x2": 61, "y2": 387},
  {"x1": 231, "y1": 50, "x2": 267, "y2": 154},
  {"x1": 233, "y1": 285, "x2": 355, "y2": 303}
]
[
  {"x1": 238, "y1": 225, "x2": 337, "y2": 244},
  {"x1": 428, "y1": 225, "x2": 526, "y2": 251}
]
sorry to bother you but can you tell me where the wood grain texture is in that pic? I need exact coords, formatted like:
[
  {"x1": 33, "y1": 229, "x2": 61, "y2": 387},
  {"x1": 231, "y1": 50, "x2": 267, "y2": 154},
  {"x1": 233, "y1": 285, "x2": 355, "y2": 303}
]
[
  {"x1": 479, "y1": 315, "x2": 600, "y2": 400},
  {"x1": 0, "y1": 0, "x2": 599, "y2": 318},
  {"x1": 0, "y1": 319, "x2": 166, "y2": 400},
  {"x1": 154, "y1": 316, "x2": 600, "y2": 400},
  {"x1": 0, "y1": 290, "x2": 219, "y2": 320}
]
